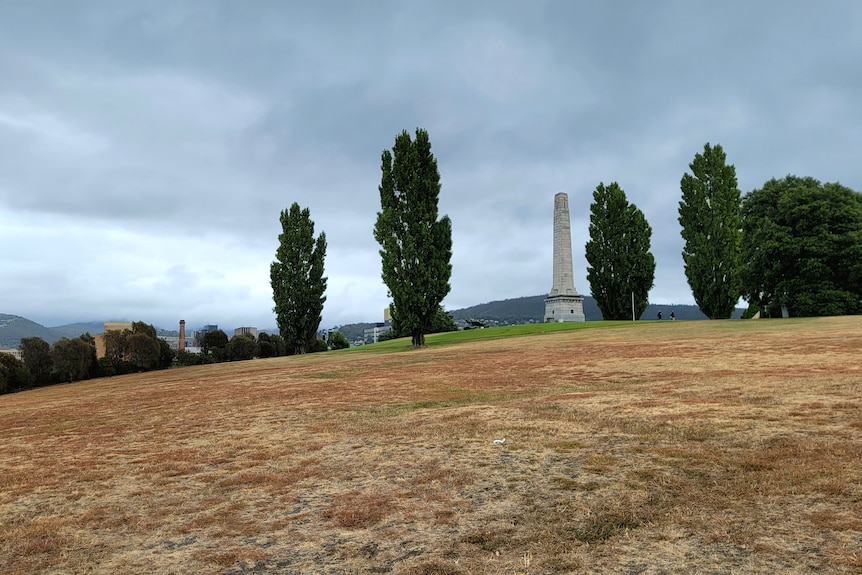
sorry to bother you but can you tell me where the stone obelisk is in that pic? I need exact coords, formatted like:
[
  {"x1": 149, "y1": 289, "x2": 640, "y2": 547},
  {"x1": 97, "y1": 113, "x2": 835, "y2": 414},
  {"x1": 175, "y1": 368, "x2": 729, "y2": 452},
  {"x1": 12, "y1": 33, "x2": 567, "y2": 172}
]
[{"x1": 544, "y1": 192, "x2": 585, "y2": 322}]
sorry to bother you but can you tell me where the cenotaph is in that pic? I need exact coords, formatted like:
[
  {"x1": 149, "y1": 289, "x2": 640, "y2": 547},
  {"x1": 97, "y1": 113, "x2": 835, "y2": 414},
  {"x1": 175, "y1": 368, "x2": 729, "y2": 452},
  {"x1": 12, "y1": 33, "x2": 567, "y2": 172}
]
[{"x1": 544, "y1": 192, "x2": 585, "y2": 322}]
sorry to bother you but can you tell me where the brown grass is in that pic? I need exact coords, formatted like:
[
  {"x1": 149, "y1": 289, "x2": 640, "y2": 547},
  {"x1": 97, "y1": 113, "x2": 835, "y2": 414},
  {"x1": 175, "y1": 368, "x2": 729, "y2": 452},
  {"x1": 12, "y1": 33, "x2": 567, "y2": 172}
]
[{"x1": 2, "y1": 316, "x2": 861, "y2": 574}]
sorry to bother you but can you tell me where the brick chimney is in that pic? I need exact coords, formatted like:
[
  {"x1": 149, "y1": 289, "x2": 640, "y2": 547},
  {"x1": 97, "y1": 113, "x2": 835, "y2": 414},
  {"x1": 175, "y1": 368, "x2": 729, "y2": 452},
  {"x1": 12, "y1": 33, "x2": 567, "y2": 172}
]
[{"x1": 179, "y1": 320, "x2": 186, "y2": 351}]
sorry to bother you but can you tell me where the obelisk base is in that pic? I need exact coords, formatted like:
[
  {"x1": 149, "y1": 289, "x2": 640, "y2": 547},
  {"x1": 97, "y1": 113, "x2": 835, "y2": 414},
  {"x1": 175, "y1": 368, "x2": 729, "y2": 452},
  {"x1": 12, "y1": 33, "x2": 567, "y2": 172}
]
[{"x1": 544, "y1": 294, "x2": 585, "y2": 323}]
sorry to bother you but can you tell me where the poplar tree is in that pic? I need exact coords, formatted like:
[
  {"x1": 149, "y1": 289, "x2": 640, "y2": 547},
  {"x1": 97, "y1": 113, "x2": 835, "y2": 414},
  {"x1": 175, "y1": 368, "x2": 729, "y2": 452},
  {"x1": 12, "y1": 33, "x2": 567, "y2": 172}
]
[
  {"x1": 585, "y1": 182, "x2": 655, "y2": 320},
  {"x1": 374, "y1": 128, "x2": 452, "y2": 347},
  {"x1": 678, "y1": 143, "x2": 743, "y2": 319},
  {"x1": 271, "y1": 203, "x2": 327, "y2": 354}
]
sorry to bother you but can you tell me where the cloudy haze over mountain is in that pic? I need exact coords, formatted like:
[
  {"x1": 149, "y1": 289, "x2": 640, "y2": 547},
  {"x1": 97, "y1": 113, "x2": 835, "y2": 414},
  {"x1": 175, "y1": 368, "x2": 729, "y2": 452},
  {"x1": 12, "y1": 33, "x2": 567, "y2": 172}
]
[{"x1": 1, "y1": 1, "x2": 860, "y2": 330}]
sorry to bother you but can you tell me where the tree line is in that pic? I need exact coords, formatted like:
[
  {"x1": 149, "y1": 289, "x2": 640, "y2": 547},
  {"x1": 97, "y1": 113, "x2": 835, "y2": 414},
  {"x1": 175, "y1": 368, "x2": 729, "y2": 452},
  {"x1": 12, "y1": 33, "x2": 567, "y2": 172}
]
[
  {"x1": 586, "y1": 143, "x2": 862, "y2": 320},
  {"x1": 7, "y1": 134, "x2": 857, "y2": 393},
  {"x1": 273, "y1": 132, "x2": 861, "y2": 355},
  {"x1": 0, "y1": 323, "x2": 352, "y2": 395}
]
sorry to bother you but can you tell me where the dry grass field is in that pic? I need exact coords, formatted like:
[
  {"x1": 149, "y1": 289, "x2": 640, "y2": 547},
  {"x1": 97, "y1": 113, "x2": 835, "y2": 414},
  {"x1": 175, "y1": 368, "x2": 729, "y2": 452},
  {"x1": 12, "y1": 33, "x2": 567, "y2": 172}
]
[{"x1": 2, "y1": 317, "x2": 861, "y2": 574}]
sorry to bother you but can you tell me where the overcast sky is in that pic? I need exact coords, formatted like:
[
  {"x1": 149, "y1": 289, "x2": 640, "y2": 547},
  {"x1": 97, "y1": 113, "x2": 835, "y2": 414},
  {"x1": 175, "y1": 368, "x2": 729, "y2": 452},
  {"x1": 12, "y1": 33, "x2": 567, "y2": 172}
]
[{"x1": 1, "y1": 1, "x2": 860, "y2": 331}]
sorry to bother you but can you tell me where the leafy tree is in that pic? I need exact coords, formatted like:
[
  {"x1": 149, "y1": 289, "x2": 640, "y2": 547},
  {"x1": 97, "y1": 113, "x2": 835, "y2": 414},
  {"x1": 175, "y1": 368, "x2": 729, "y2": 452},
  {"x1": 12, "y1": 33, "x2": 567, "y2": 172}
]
[
  {"x1": 328, "y1": 331, "x2": 350, "y2": 350},
  {"x1": 269, "y1": 333, "x2": 287, "y2": 356},
  {"x1": 52, "y1": 337, "x2": 94, "y2": 383},
  {"x1": 257, "y1": 332, "x2": 287, "y2": 358},
  {"x1": 176, "y1": 349, "x2": 203, "y2": 367},
  {"x1": 130, "y1": 321, "x2": 157, "y2": 340},
  {"x1": 157, "y1": 338, "x2": 175, "y2": 369},
  {"x1": 0, "y1": 353, "x2": 33, "y2": 394},
  {"x1": 20, "y1": 336, "x2": 54, "y2": 386},
  {"x1": 203, "y1": 329, "x2": 230, "y2": 362},
  {"x1": 104, "y1": 329, "x2": 127, "y2": 363},
  {"x1": 78, "y1": 333, "x2": 99, "y2": 378},
  {"x1": 271, "y1": 203, "x2": 328, "y2": 355},
  {"x1": 585, "y1": 182, "x2": 656, "y2": 320},
  {"x1": 374, "y1": 128, "x2": 453, "y2": 347},
  {"x1": 126, "y1": 333, "x2": 160, "y2": 370},
  {"x1": 103, "y1": 322, "x2": 162, "y2": 371},
  {"x1": 430, "y1": 308, "x2": 458, "y2": 333},
  {"x1": 228, "y1": 333, "x2": 258, "y2": 361},
  {"x1": 257, "y1": 333, "x2": 277, "y2": 358},
  {"x1": 678, "y1": 143, "x2": 743, "y2": 319},
  {"x1": 97, "y1": 356, "x2": 117, "y2": 377},
  {"x1": 741, "y1": 176, "x2": 862, "y2": 317}
]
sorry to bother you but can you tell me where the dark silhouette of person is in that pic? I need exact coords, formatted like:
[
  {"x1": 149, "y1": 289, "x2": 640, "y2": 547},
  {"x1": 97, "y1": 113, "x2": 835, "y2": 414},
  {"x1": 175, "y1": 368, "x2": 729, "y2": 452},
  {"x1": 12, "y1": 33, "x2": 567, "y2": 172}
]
[{"x1": 657, "y1": 310, "x2": 663, "y2": 320}]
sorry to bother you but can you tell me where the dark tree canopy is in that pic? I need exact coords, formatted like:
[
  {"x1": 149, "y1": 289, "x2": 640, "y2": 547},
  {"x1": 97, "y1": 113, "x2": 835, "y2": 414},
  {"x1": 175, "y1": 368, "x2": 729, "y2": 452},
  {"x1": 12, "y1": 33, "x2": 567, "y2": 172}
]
[
  {"x1": 741, "y1": 175, "x2": 862, "y2": 317},
  {"x1": 328, "y1": 331, "x2": 350, "y2": 350},
  {"x1": 373, "y1": 128, "x2": 452, "y2": 347},
  {"x1": 126, "y1": 333, "x2": 160, "y2": 370},
  {"x1": 20, "y1": 336, "x2": 53, "y2": 386},
  {"x1": 585, "y1": 182, "x2": 656, "y2": 320},
  {"x1": 203, "y1": 329, "x2": 229, "y2": 352},
  {"x1": 678, "y1": 143, "x2": 743, "y2": 319},
  {"x1": 102, "y1": 322, "x2": 163, "y2": 372},
  {"x1": 52, "y1": 337, "x2": 95, "y2": 383},
  {"x1": 271, "y1": 203, "x2": 328, "y2": 355},
  {"x1": 228, "y1": 333, "x2": 258, "y2": 361},
  {"x1": 0, "y1": 353, "x2": 33, "y2": 394}
]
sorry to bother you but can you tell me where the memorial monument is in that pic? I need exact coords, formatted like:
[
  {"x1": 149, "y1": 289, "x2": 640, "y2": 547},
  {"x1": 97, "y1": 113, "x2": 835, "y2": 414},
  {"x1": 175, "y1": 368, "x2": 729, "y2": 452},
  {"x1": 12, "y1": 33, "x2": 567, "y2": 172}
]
[{"x1": 544, "y1": 192, "x2": 585, "y2": 322}]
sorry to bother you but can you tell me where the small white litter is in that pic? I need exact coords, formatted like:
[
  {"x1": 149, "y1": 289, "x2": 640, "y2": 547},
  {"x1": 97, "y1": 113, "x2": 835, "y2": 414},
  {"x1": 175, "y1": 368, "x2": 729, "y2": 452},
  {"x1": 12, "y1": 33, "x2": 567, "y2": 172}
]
[{"x1": 493, "y1": 438, "x2": 506, "y2": 445}]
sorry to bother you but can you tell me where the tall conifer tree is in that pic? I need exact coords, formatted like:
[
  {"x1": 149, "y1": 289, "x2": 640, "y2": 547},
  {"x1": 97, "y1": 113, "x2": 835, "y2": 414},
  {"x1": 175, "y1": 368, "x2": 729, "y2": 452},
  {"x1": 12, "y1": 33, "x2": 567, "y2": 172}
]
[
  {"x1": 678, "y1": 143, "x2": 742, "y2": 319},
  {"x1": 374, "y1": 129, "x2": 452, "y2": 347},
  {"x1": 270, "y1": 203, "x2": 327, "y2": 354},
  {"x1": 585, "y1": 182, "x2": 655, "y2": 320}
]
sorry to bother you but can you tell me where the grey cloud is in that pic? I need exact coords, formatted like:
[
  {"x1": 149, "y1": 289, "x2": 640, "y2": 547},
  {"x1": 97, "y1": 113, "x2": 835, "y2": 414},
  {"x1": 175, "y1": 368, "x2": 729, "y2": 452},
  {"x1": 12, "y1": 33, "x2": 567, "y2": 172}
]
[{"x1": 1, "y1": 1, "x2": 861, "y2": 330}]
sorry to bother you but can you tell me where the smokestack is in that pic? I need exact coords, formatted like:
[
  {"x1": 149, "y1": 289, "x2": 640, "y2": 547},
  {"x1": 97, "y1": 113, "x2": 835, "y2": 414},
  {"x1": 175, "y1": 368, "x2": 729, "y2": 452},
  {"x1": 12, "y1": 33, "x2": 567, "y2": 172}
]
[{"x1": 179, "y1": 320, "x2": 186, "y2": 351}]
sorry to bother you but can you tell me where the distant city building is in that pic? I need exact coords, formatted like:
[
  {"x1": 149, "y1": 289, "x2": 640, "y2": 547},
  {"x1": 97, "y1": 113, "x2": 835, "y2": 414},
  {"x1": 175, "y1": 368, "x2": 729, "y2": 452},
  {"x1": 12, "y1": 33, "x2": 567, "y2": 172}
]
[
  {"x1": 0, "y1": 348, "x2": 22, "y2": 360},
  {"x1": 94, "y1": 321, "x2": 134, "y2": 358},
  {"x1": 194, "y1": 324, "x2": 219, "y2": 346},
  {"x1": 234, "y1": 327, "x2": 258, "y2": 338},
  {"x1": 363, "y1": 323, "x2": 391, "y2": 345},
  {"x1": 361, "y1": 307, "x2": 394, "y2": 344}
]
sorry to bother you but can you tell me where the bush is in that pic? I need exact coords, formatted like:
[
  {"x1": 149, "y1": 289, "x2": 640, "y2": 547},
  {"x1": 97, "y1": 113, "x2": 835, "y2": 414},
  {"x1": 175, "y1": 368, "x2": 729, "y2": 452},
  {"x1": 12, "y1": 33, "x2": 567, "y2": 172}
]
[
  {"x1": 0, "y1": 354, "x2": 34, "y2": 393},
  {"x1": 176, "y1": 350, "x2": 202, "y2": 367},
  {"x1": 97, "y1": 357, "x2": 116, "y2": 377},
  {"x1": 307, "y1": 338, "x2": 328, "y2": 353},
  {"x1": 329, "y1": 331, "x2": 350, "y2": 350}
]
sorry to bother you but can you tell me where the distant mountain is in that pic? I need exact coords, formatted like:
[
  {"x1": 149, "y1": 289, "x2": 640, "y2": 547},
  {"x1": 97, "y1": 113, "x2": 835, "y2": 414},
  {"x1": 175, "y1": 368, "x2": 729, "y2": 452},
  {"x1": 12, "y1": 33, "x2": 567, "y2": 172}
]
[
  {"x1": 446, "y1": 295, "x2": 742, "y2": 325},
  {"x1": 49, "y1": 321, "x2": 105, "y2": 339},
  {"x1": 0, "y1": 314, "x2": 64, "y2": 348}
]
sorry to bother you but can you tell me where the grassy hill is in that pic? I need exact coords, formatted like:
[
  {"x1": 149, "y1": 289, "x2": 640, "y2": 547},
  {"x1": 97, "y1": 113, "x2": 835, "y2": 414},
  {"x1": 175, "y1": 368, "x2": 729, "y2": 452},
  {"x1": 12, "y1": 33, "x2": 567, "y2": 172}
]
[
  {"x1": 335, "y1": 294, "x2": 740, "y2": 340},
  {"x1": 2, "y1": 317, "x2": 860, "y2": 574}
]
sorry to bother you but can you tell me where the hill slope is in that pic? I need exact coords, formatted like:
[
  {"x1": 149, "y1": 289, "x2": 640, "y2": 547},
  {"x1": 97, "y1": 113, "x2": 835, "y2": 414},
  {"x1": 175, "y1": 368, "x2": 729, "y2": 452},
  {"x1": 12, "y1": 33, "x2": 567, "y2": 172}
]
[
  {"x1": 1, "y1": 317, "x2": 858, "y2": 574},
  {"x1": 0, "y1": 314, "x2": 63, "y2": 348}
]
